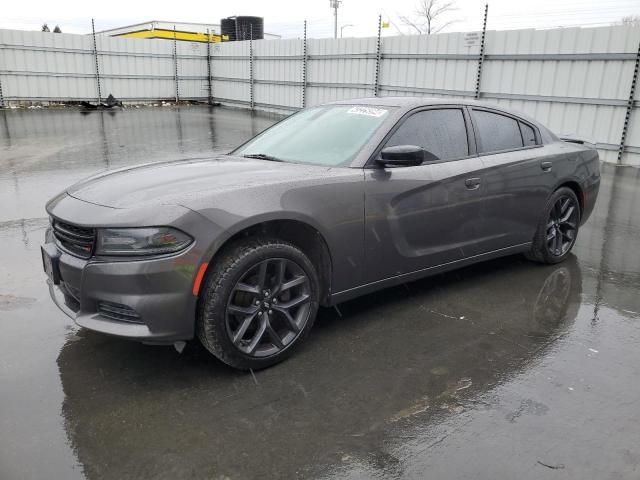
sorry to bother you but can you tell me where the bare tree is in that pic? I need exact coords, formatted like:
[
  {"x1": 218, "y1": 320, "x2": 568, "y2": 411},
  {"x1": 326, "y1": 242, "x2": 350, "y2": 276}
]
[
  {"x1": 41, "y1": 23, "x2": 50, "y2": 32},
  {"x1": 619, "y1": 15, "x2": 640, "y2": 27},
  {"x1": 399, "y1": 0, "x2": 459, "y2": 35}
]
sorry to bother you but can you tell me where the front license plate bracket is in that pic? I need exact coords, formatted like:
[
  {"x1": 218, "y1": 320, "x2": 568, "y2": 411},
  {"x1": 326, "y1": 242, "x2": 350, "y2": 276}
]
[{"x1": 41, "y1": 244, "x2": 62, "y2": 285}]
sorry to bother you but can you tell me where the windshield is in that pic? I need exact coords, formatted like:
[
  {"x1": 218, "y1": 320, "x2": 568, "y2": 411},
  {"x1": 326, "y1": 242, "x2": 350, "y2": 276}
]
[{"x1": 233, "y1": 105, "x2": 393, "y2": 167}]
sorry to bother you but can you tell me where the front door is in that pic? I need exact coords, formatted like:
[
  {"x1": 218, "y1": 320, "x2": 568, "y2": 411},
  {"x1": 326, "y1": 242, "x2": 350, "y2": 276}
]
[{"x1": 363, "y1": 107, "x2": 487, "y2": 284}]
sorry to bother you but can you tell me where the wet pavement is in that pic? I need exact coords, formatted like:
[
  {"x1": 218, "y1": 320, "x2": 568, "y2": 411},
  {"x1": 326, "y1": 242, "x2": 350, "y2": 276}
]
[{"x1": 1, "y1": 106, "x2": 639, "y2": 479}]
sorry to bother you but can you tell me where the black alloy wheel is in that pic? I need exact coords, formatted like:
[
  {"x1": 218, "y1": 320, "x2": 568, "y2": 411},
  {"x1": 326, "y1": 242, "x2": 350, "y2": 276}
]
[
  {"x1": 546, "y1": 195, "x2": 579, "y2": 257},
  {"x1": 526, "y1": 186, "x2": 581, "y2": 265},
  {"x1": 225, "y1": 258, "x2": 312, "y2": 357},
  {"x1": 197, "y1": 238, "x2": 319, "y2": 370}
]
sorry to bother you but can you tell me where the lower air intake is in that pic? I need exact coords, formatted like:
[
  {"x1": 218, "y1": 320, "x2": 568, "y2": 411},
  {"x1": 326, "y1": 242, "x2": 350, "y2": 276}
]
[{"x1": 96, "y1": 301, "x2": 143, "y2": 324}]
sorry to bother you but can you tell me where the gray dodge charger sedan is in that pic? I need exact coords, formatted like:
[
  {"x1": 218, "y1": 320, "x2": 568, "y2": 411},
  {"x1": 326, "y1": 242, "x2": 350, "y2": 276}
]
[{"x1": 42, "y1": 97, "x2": 600, "y2": 369}]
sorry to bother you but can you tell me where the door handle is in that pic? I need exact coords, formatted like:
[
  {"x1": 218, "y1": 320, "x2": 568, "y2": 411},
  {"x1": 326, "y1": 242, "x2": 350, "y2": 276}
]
[
  {"x1": 465, "y1": 177, "x2": 481, "y2": 190},
  {"x1": 540, "y1": 161, "x2": 553, "y2": 172}
]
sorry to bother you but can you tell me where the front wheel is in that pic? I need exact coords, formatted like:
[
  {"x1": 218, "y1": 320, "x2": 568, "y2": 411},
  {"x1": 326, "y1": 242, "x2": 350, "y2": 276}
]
[
  {"x1": 197, "y1": 238, "x2": 319, "y2": 370},
  {"x1": 526, "y1": 187, "x2": 581, "y2": 264}
]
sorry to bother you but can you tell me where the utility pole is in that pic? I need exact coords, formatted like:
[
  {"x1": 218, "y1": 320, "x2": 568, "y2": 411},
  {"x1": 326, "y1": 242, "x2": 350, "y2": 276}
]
[{"x1": 330, "y1": 0, "x2": 341, "y2": 39}]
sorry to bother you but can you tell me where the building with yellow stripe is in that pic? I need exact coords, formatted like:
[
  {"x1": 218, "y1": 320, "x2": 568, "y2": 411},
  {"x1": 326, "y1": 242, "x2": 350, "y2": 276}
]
[{"x1": 95, "y1": 20, "x2": 281, "y2": 43}]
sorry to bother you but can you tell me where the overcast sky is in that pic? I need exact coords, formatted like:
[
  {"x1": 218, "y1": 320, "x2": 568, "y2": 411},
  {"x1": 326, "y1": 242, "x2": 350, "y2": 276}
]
[{"x1": 2, "y1": 0, "x2": 638, "y2": 38}]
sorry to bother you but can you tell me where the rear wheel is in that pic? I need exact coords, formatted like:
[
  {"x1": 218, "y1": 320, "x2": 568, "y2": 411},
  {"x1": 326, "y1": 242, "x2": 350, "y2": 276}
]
[
  {"x1": 197, "y1": 238, "x2": 319, "y2": 370},
  {"x1": 526, "y1": 187, "x2": 581, "y2": 264}
]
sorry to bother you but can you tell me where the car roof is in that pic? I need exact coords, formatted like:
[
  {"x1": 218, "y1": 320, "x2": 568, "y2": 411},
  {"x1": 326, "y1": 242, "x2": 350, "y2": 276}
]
[
  {"x1": 329, "y1": 96, "x2": 508, "y2": 110},
  {"x1": 326, "y1": 96, "x2": 556, "y2": 141},
  {"x1": 329, "y1": 96, "x2": 459, "y2": 108}
]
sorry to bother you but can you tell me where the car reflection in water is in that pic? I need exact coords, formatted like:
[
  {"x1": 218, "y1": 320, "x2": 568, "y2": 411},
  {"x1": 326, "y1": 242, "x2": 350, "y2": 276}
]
[{"x1": 57, "y1": 255, "x2": 581, "y2": 479}]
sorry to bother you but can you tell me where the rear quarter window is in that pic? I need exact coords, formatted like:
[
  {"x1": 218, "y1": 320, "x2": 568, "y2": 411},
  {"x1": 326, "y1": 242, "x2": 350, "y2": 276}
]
[
  {"x1": 472, "y1": 110, "x2": 524, "y2": 153},
  {"x1": 520, "y1": 122, "x2": 537, "y2": 146}
]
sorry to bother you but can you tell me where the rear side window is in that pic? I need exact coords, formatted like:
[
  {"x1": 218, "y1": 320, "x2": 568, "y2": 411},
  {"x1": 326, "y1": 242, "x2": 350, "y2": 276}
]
[
  {"x1": 472, "y1": 110, "x2": 523, "y2": 153},
  {"x1": 520, "y1": 122, "x2": 537, "y2": 146},
  {"x1": 385, "y1": 109, "x2": 469, "y2": 162}
]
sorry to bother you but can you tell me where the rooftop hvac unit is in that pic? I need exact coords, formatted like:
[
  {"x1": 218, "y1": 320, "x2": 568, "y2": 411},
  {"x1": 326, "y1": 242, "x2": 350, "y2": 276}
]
[{"x1": 220, "y1": 16, "x2": 264, "y2": 41}]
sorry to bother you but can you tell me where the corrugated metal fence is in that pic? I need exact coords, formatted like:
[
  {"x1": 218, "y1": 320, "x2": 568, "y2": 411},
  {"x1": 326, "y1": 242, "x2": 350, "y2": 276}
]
[{"x1": 1, "y1": 25, "x2": 639, "y2": 165}]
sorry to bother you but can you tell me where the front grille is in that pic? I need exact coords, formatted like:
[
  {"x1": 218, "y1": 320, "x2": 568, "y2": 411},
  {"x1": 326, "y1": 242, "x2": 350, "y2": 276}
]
[
  {"x1": 52, "y1": 219, "x2": 96, "y2": 259},
  {"x1": 97, "y1": 301, "x2": 143, "y2": 324}
]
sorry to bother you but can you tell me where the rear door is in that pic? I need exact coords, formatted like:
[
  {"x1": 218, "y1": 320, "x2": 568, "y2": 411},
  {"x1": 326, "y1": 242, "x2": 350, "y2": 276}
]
[
  {"x1": 469, "y1": 107, "x2": 555, "y2": 249},
  {"x1": 363, "y1": 106, "x2": 488, "y2": 284}
]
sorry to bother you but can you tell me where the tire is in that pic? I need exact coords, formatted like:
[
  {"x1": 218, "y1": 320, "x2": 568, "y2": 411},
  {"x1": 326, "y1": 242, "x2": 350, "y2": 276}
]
[
  {"x1": 526, "y1": 187, "x2": 581, "y2": 265},
  {"x1": 197, "y1": 237, "x2": 319, "y2": 370}
]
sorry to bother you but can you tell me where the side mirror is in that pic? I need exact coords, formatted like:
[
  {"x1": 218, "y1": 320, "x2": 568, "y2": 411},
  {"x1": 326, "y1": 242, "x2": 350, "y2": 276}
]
[{"x1": 377, "y1": 145, "x2": 434, "y2": 167}]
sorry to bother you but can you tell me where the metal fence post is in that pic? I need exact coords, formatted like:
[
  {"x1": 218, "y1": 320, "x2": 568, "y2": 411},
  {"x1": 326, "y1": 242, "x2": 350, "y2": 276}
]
[
  {"x1": 91, "y1": 18, "x2": 102, "y2": 104},
  {"x1": 618, "y1": 41, "x2": 640, "y2": 164},
  {"x1": 206, "y1": 29, "x2": 213, "y2": 104},
  {"x1": 173, "y1": 26, "x2": 179, "y2": 103},
  {"x1": 0, "y1": 41, "x2": 5, "y2": 108},
  {"x1": 374, "y1": 15, "x2": 383, "y2": 97},
  {"x1": 0, "y1": 75, "x2": 5, "y2": 108},
  {"x1": 474, "y1": 4, "x2": 488, "y2": 100},
  {"x1": 302, "y1": 20, "x2": 308, "y2": 108},
  {"x1": 249, "y1": 25, "x2": 254, "y2": 110}
]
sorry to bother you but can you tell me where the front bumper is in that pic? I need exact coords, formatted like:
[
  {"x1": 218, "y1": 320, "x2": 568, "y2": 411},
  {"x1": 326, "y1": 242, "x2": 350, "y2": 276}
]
[
  {"x1": 45, "y1": 240, "x2": 199, "y2": 343},
  {"x1": 43, "y1": 193, "x2": 222, "y2": 344}
]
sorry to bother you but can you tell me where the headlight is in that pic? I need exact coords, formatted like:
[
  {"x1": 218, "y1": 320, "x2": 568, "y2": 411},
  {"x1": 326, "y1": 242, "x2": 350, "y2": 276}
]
[{"x1": 95, "y1": 227, "x2": 193, "y2": 256}]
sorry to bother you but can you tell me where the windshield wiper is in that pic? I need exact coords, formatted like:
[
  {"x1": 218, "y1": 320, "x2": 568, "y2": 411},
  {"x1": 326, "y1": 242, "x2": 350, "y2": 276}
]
[{"x1": 241, "y1": 153, "x2": 284, "y2": 162}]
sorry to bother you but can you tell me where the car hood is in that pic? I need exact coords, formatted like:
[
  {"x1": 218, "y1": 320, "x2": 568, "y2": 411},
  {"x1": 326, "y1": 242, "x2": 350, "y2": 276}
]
[{"x1": 67, "y1": 156, "x2": 334, "y2": 209}]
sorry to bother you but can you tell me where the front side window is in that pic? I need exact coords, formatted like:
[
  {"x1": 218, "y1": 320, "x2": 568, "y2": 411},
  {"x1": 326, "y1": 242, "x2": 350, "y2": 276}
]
[
  {"x1": 233, "y1": 105, "x2": 392, "y2": 167},
  {"x1": 472, "y1": 110, "x2": 524, "y2": 153},
  {"x1": 385, "y1": 109, "x2": 469, "y2": 162}
]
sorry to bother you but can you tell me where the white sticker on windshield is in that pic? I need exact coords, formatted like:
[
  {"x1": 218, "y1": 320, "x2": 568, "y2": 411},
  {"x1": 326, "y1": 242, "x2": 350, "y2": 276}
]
[{"x1": 347, "y1": 106, "x2": 388, "y2": 118}]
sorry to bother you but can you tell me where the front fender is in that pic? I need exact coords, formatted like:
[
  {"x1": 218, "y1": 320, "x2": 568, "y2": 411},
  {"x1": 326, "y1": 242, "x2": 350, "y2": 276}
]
[{"x1": 182, "y1": 171, "x2": 365, "y2": 293}]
